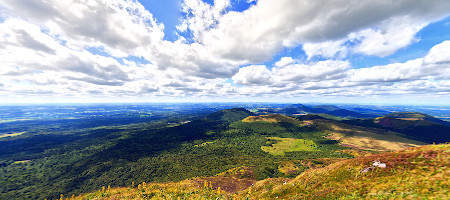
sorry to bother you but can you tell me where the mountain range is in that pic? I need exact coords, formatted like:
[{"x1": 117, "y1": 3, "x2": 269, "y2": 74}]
[{"x1": 278, "y1": 104, "x2": 379, "y2": 119}]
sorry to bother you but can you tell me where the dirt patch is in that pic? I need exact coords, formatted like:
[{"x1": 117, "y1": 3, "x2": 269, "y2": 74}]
[
  {"x1": 191, "y1": 166, "x2": 257, "y2": 193},
  {"x1": 192, "y1": 176, "x2": 256, "y2": 193}
]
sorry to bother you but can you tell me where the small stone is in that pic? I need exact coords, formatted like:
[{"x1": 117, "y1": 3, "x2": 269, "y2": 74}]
[{"x1": 360, "y1": 166, "x2": 374, "y2": 173}]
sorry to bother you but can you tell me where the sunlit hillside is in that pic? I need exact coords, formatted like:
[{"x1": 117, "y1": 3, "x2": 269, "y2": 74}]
[{"x1": 71, "y1": 143, "x2": 449, "y2": 200}]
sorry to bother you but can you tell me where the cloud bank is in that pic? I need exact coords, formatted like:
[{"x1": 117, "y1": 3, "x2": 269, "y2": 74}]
[{"x1": 0, "y1": 0, "x2": 449, "y2": 103}]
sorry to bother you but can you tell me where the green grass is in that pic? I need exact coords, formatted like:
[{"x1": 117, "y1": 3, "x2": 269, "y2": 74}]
[{"x1": 261, "y1": 137, "x2": 317, "y2": 156}]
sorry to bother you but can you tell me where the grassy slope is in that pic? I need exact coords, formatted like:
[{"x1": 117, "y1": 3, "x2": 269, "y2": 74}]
[
  {"x1": 72, "y1": 144, "x2": 450, "y2": 200},
  {"x1": 310, "y1": 119, "x2": 425, "y2": 151},
  {"x1": 246, "y1": 143, "x2": 450, "y2": 199},
  {"x1": 245, "y1": 114, "x2": 424, "y2": 151}
]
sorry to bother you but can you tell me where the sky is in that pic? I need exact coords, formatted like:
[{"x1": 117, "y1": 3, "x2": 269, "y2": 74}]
[{"x1": 0, "y1": 0, "x2": 450, "y2": 105}]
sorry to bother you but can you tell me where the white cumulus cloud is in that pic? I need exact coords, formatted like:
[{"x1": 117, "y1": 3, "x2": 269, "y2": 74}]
[
  {"x1": 232, "y1": 65, "x2": 272, "y2": 85},
  {"x1": 197, "y1": 0, "x2": 450, "y2": 62},
  {"x1": 0, "y1": 0, "x2": 449, "y2": 102}
]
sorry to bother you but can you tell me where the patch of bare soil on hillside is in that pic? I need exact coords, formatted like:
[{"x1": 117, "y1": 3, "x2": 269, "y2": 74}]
[{"x1": 191, "y1": 166, "x2": 257, "y2": 193}]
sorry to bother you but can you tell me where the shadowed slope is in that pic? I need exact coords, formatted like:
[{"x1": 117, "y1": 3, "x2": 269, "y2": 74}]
[{"x1": 310, "y1": 119, "x2": 425, "y2": 151}]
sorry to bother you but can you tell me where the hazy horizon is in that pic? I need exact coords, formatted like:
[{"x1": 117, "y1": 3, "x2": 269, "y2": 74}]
[{"x1": 1, "y1": 101, "x2": 450, "y2": 107}]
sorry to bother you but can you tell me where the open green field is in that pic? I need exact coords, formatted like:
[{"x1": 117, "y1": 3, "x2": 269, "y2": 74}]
[{"x1": 261, "y1": 137, "x2": 317, "y2": 156}]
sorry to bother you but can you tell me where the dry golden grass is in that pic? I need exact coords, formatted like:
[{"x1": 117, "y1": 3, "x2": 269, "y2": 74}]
[
  {"x1": 74, "y1": 180, "x2": 233, "y2": 200},
  {"x1": 278, "y1": 158, "x2": 346, "y2": 176},
  {"x1": 339, "y1": 149, "x2": 374, "y2": 158},
  {"x1": 0, "y1": 131, "x2": 26, "y2": 138},
  {"x1": 313, "y1": 120, "x2": 425, "y2": 151}
]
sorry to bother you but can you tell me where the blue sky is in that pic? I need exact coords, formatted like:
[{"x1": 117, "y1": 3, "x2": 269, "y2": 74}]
[
  {"x1": 139, "y1": 0, "x2": 182, "y2": 41},
  {"x1": 0, "y1": 0, "x2": 450, "y2": 104}
]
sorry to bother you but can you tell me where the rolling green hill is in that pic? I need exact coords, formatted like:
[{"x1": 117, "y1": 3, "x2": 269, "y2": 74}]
[
  {"x1": 279, "y1": 104, "x2": 377, "y2": 119},
  {"x1": 206, "y1": 108, "x2": 253, "y2": 122},
  {"x1": 381, "y1": 112, "x2": 450, "y2": 126},
  {"x1": 242, "y1": 114, "x2": 301, "y2": 124},
  {"x1": 309, "y1": 119, "x2": 425, "y2": 151},
  {"x1": 343, "y1": 112, "x2": 450, "y2": 143}
]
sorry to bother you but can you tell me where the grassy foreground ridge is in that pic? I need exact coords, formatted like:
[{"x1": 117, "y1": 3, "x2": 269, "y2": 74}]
[{"x1": 71, "y1": 143, "x2": 449, "y2": 200}]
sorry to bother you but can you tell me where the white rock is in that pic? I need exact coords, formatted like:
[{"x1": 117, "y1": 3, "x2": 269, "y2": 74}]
[{"x1": 373, "y1": 161, "x2": 386, "y2": 168}]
